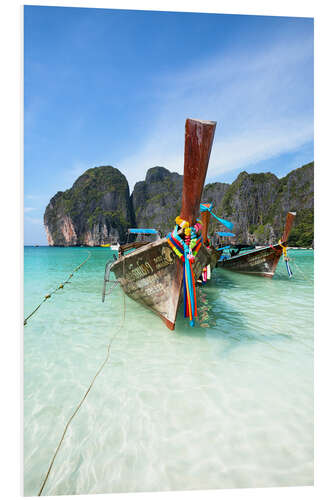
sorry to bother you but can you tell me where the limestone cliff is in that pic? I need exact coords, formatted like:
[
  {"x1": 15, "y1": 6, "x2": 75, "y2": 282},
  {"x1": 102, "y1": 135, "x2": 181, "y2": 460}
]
[
  {"x1": 44, "y1": 166, "x2": 134, "y2": 246},
  {"x1": 131, "y1": 166, "x2": 183, "y2": 235},
  {"x1": 212, "y1": 162, "x2": 314, "y2": 246},
  {"x1": 131, "y1": 167, "x2": 230, "y2": 236},
  {"x1": 44, "y1": 162, "x2": 314, "y2": 247},
  {"x1": 201, "y1": 182, "x2": 230, "y2": 213}
]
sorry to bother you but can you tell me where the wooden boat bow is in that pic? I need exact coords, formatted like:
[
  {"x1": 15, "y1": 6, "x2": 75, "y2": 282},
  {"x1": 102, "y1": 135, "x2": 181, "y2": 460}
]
[
  {"x1": 181, "y1": 119, "x2": 216, "y2": 225},
  {"x1": 104, "y1": 118, "x2": 217, "y2": 330}
]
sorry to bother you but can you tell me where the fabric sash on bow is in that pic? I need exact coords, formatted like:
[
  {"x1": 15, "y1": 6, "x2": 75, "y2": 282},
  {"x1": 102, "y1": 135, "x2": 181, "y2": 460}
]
[
  {"x1": 166, "y1": 229, "x2": 202, "y2": 326},
  {"x1": 200, "y1": 203, "x2": 234, "y2": 230}
]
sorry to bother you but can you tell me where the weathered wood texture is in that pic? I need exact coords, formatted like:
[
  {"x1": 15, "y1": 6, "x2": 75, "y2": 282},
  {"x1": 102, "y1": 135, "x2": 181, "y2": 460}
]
[
  {"x1": 108, "y1": 118, "x2": 217, "y2": 329},
  {"x1": 110, "y1": 237, "x2": 210, "y2": 329},
  {"x1": 201, "y1": 210, "x2": 210, "y2": 245},
  {"x1": 217, "y1": 212, "x2": 296, "y2": 278},
  {"x1": 281, "y1": 211, "x2": 296, "y2": 243},
  {"x1": 181, "y1": 119, "x2": 216, "y2": 226},
  {"x1": 217, "y1": 245, "x2": 282, "y2": 277}
]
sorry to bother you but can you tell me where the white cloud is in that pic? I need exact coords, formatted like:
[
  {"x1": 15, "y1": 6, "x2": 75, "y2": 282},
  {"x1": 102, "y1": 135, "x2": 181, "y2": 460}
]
[
  {"x1": 209, "y1": 120, "x2": 314, "y2": 176},
  {"x1": 118, "y1": 32, "x2": 313, "y2": 191},
  {"x1": 24, "y1": 207, "x2": 36, "y2": 213}
]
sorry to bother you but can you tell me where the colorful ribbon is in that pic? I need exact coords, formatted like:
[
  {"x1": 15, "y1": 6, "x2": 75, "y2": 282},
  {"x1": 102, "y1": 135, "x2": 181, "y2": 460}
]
[
  {"x1": 166, "y1": 222, "x2": 202, "y2": 327},
  {"x1": 200, "y1": 203, "x2": 234, "y2": 230}
]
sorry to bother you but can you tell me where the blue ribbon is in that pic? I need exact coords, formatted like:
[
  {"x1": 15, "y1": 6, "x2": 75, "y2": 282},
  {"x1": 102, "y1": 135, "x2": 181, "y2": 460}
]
[
  {"x1": 169, "y1": 226, "x2": 197, "y2": 326},
  {"x1": 285, "y1": 260, "x2": 293, "y2": 278},
  {"x1": 216, "y1": 232, "x2": 235, "y2": 238},
  {"x1": 128, "y1": 228, "x2": 158, "y2": 234},
  {"x1": 200, "y1": 204, "x2": 233, "y2": 230}
]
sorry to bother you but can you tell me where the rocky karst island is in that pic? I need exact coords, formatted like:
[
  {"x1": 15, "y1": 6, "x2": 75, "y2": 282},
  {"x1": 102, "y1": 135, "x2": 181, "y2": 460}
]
[{"x1": 44, "y1": 162, "x2": 314, "y2": 247}]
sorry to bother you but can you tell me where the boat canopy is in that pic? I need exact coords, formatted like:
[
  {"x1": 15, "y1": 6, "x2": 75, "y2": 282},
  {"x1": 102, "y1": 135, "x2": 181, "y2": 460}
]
[
  {"x1": 216, "y1": 231, "x2": 235, "y2": 237},
  {"x1": 128, "y1": 228, "x2": 159, "y2": 234}
]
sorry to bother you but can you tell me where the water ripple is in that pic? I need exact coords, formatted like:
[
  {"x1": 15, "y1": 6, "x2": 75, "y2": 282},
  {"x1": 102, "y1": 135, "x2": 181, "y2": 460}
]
[{"x1": 24, "y1": 247, "x2": 313, "y2": 494}]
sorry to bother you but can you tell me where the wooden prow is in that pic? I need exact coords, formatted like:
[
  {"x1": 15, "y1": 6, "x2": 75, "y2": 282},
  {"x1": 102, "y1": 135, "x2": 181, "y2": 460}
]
[
  {"x1": 180, "y1": 119, "x2": 216, "y2": 225},
  {"x1": 281, "y1": 211, "x2": 296, "y2": 243},
  {"x1": 201, "y1": 205, "x2": 211, "y2": 245},
  {"x1": 108, "y1": 118, "x2": 217, "y2": 333}
]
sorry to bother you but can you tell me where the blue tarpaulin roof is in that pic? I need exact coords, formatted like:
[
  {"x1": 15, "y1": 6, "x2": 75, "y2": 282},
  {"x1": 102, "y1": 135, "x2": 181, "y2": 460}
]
[
  {"x1": 216, "y1": 231, "x2": 235, "y2": 237},
  {"x1": 128, "y1": 228, "x2": 158, "y2": 234}
]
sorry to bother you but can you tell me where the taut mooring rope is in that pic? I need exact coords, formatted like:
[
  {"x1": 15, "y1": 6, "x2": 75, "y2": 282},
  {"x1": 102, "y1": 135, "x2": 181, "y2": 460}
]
[
  {"x1": 24, "y1": 251, "x2": 91, "y2": 326},
  {"x1": 38, "y1": 258, "x2": 126, "y2": 496}
]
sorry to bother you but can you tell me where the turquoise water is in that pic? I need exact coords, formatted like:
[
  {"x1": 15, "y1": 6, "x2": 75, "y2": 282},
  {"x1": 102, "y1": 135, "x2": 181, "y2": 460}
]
[{"x1": 24, "y1": 247, "x2": 313, "y2": 496}]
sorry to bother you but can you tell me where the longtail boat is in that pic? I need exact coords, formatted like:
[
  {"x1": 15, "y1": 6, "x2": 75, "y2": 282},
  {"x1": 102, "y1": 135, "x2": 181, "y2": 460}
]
[
  {"x1": 101, "y1": 236, "x2": 120, "y2": 250},
  {"x1": 103, "y1": 118, "x2": 216, "y2": 330},
  {"x1": 216, "y1": 211, "x2": 296, "y2": 278}
]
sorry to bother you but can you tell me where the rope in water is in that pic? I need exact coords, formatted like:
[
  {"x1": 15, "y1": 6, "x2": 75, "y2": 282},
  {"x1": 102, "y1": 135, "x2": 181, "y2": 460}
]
[
  {"x1": 24, "y1": 251, "x2": 91, "y2": 326},
  {"x1": 38, "y1": 259, "x2": 126, "y2": 496},
  {"x1": 288, "y1": 257, "x2": 312, "y2": 282}
]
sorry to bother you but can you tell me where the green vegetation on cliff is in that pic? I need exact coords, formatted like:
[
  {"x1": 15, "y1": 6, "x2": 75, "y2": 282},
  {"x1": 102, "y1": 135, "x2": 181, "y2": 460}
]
[
  {"x1": 212, "y1": 162, "x2": 314, "y2": 246},
  {"x1": 44, "y1": 166, "x2": 134, "y2": 246},
  {"x1": 44, "y1": 161, "x2": 314, "y2": 247}
]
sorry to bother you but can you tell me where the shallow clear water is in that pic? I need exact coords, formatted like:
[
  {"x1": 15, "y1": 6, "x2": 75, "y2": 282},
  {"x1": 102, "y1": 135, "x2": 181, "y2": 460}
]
[{"x1": 24, "y1": 247, "x2": 313, "y2": 496}]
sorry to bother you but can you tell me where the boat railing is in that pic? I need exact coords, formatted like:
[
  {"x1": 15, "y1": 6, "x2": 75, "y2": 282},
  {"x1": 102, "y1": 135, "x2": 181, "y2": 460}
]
[{"x1": 102, "y1": 258, "x2": 119, "y2": 302}]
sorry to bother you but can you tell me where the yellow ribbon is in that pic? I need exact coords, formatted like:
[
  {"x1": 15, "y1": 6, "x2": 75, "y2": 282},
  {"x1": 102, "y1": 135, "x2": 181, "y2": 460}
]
[
  {"x1": 175, "y1": 216, "x2": 189, "y2": 229},
  {"x1": 278, "y1": 239, "x2": 288, "y2": 259}
]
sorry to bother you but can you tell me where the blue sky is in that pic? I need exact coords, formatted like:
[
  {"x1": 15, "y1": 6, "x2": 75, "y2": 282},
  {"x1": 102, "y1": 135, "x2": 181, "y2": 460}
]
[{"x1": 24, "y1": 6, "x2": 313, "y2": 245}]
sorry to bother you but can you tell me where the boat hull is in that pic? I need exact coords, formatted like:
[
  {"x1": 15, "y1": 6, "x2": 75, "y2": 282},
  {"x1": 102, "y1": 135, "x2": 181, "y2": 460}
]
[
  {"x1": 217, "y1": 212, "x2": 296, "y2": 278},
  {"x1": 110, "y1": 237, "x2": 211, "y2": 330},
  {"x1": 104, "y1": 118, "x2": 217, "y2": 329},
  {"x1": 217, "y1": 244, "x2": 282, "y2": 278}
]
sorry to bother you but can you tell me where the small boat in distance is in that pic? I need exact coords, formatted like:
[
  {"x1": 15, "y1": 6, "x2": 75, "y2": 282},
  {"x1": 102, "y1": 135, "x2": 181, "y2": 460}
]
[
  {"x1": 101, "y1": 236, "x2": 120, "y2": 251},
  {"x1": 217, "y1": 212, "x2": 296, "y2": 278},
  {"x1": 103, "y1": 118, "x2": 216, "y2": 330}
]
